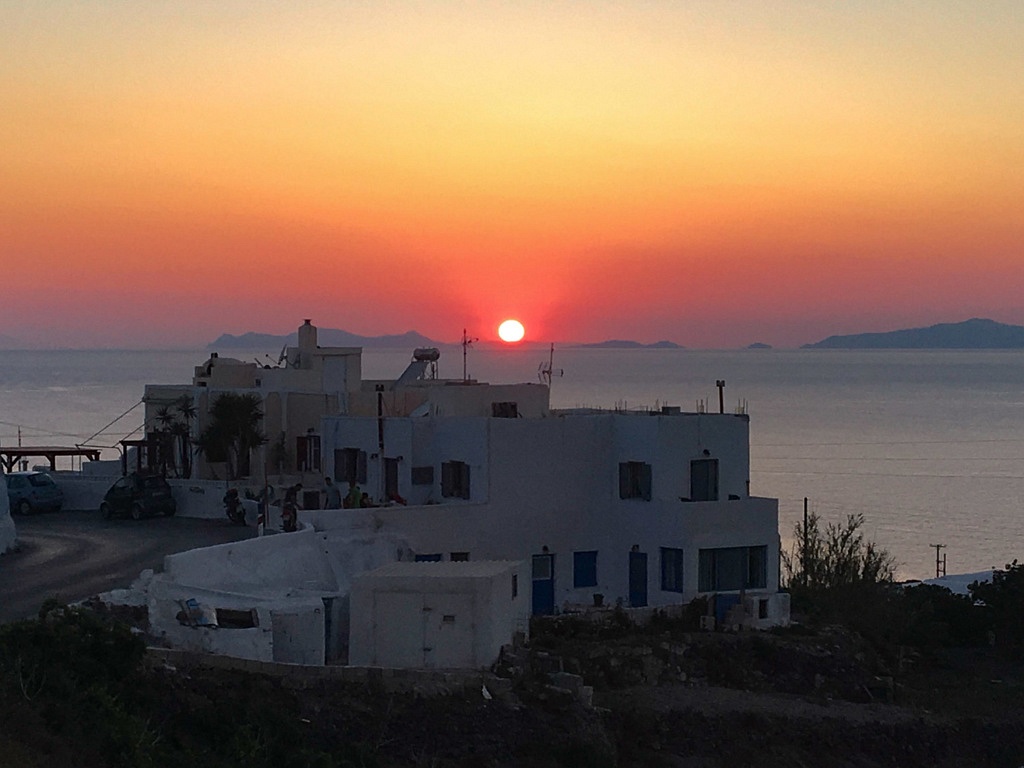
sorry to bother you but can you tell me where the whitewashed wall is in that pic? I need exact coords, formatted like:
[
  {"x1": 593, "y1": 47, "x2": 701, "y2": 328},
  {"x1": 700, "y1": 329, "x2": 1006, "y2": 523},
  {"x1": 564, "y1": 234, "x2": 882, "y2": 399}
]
[
  {"x1": 349, "y1": 560, "x2": 528, "y2": 669},
  {"x1": 0, "y1": 468, "x2": 14, "y2": 554},
  {"x1": 53, "y1": 473, "x2": 118, "y2": 511},
  {"x1": 145, "y1": 528, "x2": 408, "y2": 662},
  {"x1": 317, "y1": 412, "x2": 779, "y2": 612}
]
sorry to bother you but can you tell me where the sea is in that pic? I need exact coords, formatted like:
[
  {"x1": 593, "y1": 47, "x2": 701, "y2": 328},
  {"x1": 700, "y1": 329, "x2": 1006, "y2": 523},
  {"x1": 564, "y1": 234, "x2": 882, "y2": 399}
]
[{"x1": 2, "y1": 345, "x2": 1023, "y2": 582}]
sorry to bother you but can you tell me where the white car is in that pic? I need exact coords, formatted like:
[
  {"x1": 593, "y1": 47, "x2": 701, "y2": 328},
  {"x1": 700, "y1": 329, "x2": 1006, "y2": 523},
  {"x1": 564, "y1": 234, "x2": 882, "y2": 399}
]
[{"x1": 6, "y1": 471, "x2": 64, "y2": 515}]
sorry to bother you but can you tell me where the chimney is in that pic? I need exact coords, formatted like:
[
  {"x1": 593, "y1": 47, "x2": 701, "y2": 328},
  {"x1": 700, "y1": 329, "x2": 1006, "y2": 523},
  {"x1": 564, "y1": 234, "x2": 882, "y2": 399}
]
[{"x1": 298, "y1": 319, "x2": 317, "y2": 369}]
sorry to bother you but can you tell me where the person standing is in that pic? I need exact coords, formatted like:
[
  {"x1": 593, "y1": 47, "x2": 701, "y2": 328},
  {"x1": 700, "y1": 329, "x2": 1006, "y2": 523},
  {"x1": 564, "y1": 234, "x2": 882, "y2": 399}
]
[
  {"x1": 282, "y1": 482, "x2": 301, "y2": 532},
  {"x1": 346, "y1": 480, "x2": 362, "y2": 509},
  {"x1": 324, "y1": 477, "x2": 342, "y2": 509}
]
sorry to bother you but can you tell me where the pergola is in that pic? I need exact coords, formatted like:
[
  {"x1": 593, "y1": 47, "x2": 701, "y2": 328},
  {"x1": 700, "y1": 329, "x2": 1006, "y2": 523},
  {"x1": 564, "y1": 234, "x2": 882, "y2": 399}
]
[{"x1": 0, "y1": 446, "x2": 102, "y2": 474}]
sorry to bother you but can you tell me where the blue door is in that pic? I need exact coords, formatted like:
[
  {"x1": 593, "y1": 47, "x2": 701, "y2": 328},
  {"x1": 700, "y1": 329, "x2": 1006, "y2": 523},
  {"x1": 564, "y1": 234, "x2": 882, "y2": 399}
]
[
  {"x1": 532, "y1": 553, "x2": 555, "y2": 615},
  {"x1": 629, "y1": 551, "x2": 648, "y2": 607}
]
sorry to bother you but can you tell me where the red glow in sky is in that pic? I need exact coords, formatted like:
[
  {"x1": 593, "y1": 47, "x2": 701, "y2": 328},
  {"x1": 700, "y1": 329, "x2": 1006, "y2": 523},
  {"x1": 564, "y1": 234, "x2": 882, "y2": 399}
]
[{"x1": 2, "y1": 3, "x2": 1022, "y2": 348}]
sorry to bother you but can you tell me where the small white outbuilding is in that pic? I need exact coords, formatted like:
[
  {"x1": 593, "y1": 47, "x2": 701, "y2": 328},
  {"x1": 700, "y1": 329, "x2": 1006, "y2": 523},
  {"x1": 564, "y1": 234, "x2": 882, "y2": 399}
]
[{"x1": 349, "y1": 560, "x2": 528, "y2": 669}]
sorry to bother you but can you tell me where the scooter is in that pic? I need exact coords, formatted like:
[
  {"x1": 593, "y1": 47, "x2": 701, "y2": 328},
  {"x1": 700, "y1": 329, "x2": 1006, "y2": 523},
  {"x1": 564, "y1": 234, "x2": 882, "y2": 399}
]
[{"x1": 223, "y1": 489, "x2": 246, "y2": 525}]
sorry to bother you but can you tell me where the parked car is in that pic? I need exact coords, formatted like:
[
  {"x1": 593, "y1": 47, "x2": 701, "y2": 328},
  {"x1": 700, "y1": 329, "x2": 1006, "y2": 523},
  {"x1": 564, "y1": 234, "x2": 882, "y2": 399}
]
[
  {"x1": 6, "y1": 471, "x2": 64, "y2": 515},
  {"x1": 101, "y1": 472, "x2": 177, "y2": 520}
]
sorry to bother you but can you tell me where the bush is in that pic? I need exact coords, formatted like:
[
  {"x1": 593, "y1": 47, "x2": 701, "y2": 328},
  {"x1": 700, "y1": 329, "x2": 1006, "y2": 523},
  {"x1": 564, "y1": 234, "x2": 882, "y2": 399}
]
[
  {"x1": 970, "y1": 560, "x2": 1024, "y2": 649},
  {"x1": 781, "y1": 514, "x2": 993, "y2": 657},
  {"x1": 783, "y1": 511, "x2": 895, "y2": 596},
  {"x1": 0, "y1": 601, "x2": 151, "y2": 767}
]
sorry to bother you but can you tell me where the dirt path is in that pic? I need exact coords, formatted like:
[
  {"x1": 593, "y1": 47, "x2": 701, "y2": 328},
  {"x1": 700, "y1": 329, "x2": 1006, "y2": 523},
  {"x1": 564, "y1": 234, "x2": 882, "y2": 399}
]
[{"x1": 0, "y1": 510, "x2": 255, "y2": 623}]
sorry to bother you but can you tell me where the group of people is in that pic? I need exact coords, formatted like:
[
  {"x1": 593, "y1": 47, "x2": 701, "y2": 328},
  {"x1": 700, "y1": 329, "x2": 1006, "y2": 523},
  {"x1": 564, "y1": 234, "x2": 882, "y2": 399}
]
[
  {"x1": 223, "y1": 477, "x2": 382, "y2": 535},
  {"x1": 323, "y1": 476, "x2": 373, "y2": 509}
]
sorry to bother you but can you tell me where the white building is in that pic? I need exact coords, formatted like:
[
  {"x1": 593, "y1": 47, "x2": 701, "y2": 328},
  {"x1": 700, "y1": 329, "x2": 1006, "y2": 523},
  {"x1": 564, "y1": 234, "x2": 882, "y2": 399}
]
[
  {"x1": 314, "y1": 405, "x2": 785, "y2": 624},
  {"x1": 129, "y1": 323, "x2": 787, "y2": 668},
  {"x1": 349, "y1": 560, "x2": 528, "y2": 668},
  {"x1": 141, "y1": 319, "x2": 547, "y2": 498}
]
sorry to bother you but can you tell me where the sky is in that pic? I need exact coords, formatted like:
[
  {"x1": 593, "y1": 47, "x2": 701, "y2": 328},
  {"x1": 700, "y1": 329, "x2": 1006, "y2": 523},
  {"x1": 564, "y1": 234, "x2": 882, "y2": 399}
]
[{"x1": 2, "y1": 1, "x2": 1022, "y2": 349}]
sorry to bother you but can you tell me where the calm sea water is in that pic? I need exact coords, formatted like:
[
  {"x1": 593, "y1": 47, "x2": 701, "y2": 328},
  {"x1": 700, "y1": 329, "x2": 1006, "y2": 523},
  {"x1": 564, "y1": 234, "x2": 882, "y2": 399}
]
[{"x1": 2, "y1": 346, "x2": 1023, "y2": 580}]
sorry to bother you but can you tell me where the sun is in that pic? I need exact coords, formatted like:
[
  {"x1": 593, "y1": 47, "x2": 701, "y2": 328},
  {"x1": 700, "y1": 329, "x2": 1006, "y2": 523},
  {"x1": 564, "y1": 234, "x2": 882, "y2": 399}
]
[{"x1": 498, "y1": 319, "x2": 525, "y2": 343}]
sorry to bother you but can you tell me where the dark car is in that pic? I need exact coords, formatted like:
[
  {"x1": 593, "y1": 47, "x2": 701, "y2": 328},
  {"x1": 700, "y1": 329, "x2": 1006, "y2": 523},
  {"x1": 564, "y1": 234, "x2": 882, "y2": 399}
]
[
  {"x1": 6, "y1": 471, "x2": 64, "y2": 515},
  {"x1": 101, "y1": 473, "x2": 177, "y2": 520}
]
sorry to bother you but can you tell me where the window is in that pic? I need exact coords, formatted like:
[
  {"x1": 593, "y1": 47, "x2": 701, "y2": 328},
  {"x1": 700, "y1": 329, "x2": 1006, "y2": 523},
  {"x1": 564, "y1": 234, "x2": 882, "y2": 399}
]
[
  {"x1": 619, "y1": 461, "x2": 652, "y2": 500},
  {"x1": 141, "y1": 475, "x2": 169, "y2": 490},
  {"x1": 573, "y1": 551, "x2": 598, "y2": 588},
  {"x1": 660, "y1": 548, "x2": 684, "y2": 593},
  {"x1": 441, "y1": 460, "x2": 471, "y2": 499},
  {"x1": 215, "y1": 608, "x2": 259, "y2": 629},
  {"x1": 698, "y1": 546, "x2": 767, "y2": 592},
  {"x1": 512, "y1": 573, "x2": 518, "y2": 599},
  {"x1": 450, "y1": 552, "x2": 470, "y2": 562},
  {"x1": 296, "y1": 435, "x2": 321, "y2": 472},
  {"x1": 491, "y1": 401, "x2": 519, "y2": 418},
  {"x1": 384, "y1": 457, "x2": 399, "y2": 499},
  {"x1": 414, "y1": 553, "x2": 443, "y2": 562},
  {"x1": 335, "y1": 448, "x2": 367, "y2": 485},
  {"x1": 411, "y1": 466, "x2": 434, "y2": 485},
  {"x1": 690, "y1": 458, "x2": 719, "y2": 501},
  {"x1": 532, "y1": 554, "x2": 553, "y2": 580}
]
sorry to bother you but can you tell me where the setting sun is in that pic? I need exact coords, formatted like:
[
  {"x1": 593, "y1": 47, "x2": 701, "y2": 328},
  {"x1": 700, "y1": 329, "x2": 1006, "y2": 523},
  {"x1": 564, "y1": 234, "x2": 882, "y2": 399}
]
[{"x1": 498, "y1": 319, "x2": 525, "y2": 343}]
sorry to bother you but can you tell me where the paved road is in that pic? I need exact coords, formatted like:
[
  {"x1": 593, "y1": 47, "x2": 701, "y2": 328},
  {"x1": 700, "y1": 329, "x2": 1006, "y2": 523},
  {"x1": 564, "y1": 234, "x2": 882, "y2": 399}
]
[{"x1": 0, "y1": 509, "x2": 256, "y2": 624}]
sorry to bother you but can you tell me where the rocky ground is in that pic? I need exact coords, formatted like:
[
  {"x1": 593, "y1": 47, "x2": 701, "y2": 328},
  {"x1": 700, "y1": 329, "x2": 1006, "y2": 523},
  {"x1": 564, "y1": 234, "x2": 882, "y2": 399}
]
[{"x1": 4, "y1": 604, "x2": 1024, "y2": 767}]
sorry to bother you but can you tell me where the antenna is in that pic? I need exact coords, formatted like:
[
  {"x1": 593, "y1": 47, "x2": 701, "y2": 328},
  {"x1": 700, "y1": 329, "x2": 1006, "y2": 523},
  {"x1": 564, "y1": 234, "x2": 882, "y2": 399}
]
[
  {"x1": 538, "y1": 343, "x2": 564, "y2": 387},
  {"x1": 930, "y1": 543, "x2": 947, "y2": 578},
  {"x1": 461, "y1": 328, "x2": 478, "y2": 382}
]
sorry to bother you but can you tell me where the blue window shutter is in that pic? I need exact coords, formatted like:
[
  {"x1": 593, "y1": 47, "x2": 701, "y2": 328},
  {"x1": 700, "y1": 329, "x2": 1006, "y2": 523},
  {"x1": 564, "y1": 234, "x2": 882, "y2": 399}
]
[
  {"x1": 640, "y1": 462, "x2": 652, "y2": 500},
  {"x1": 573, "y1": 551, "x2": 598, "y2": 588},
  {"x1": 357, "y1": 450, "x2": 368, "y2": 484}
]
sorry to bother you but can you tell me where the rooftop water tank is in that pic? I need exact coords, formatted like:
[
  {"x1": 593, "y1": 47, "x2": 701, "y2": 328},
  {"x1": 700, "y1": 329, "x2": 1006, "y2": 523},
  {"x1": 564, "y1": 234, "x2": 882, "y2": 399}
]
[{"x1": 413, "y1": 347, "x2": 440, "y2": 362}]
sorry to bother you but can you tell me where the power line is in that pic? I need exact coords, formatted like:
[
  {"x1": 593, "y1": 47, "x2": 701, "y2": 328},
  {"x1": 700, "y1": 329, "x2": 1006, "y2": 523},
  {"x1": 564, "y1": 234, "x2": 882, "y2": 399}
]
[
  {"x1": 0, "y1": 421, "x2": 94, "y2": 441},
  {"x1": 81, "y1": 400, "x2": 143, "y2": 446}
]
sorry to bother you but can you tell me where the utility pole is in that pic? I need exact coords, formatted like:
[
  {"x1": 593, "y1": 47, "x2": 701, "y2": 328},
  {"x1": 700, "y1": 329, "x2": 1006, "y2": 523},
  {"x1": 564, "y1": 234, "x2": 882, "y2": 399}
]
[
  {"x1": 930, "y1": 543, "x2": 947, "y2": 578},
  {"x1": 802, "y1": 497, "x2": 809, "y2": 585},
  {"x1": 461, "y1": 329, "x2": 477, "y2": 382},
  {"x1": 376, "y1": 384, "x2": 385, "y2": 503},
  {"x1": 539, "y1": 343, "x2": 563, "y2": 388}
]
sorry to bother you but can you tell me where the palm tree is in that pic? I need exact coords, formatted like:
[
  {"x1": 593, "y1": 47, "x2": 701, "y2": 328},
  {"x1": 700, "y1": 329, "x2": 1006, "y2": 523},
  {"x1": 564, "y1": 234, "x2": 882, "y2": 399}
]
[
  {"x1": 195, "y1": 393, "x2": 267, "y2": 480},
  {"x1": 173, "y1": 395, "x2": 197, "y2": 478},
  {"x1": 154, "y1": 406, "x2": 178, "y2": 476}
]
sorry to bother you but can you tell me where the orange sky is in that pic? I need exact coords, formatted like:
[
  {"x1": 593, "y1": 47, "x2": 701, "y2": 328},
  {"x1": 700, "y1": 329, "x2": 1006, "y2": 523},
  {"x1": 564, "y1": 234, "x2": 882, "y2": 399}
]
[{"x1": 2, "y1": 2, "x2": 1022, "y2": 348}]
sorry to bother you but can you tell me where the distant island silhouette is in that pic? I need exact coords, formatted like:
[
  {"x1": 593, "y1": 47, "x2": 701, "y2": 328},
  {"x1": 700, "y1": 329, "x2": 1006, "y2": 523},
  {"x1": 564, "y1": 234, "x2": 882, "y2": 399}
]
[
  {"x1": 208, "y1": 328, "x2": 439, "y2": 350},
  {"x1": 803, "y1": 318, "x2": 1024, "y2": 349},
  {"x1": 208, "y1": 329, "x2": 691, "y2": 351},
  {"x1": 747, "y1": 342, "x2": 772, "y2": 349}
]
